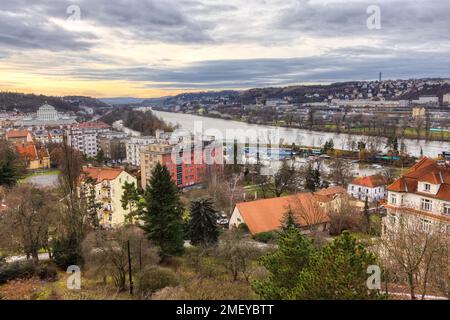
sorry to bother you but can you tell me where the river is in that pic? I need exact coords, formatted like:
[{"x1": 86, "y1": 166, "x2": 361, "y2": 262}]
[{"x1": 153, "y1": 111, "x2": 449, "y2": 158}]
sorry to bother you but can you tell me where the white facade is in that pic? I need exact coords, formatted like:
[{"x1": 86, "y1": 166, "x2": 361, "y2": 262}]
[
  {"x1": 347, "y1": 184, "x2": 386, "y2": 202},
  {"x1": 382, "y1": 161, "x2": 450, "y2": 240},
  {"x1": 125, "y1": 136, "x2": 158, "y2": 166},
  {"x1": 69, "y1": 125, "x2": 110, "y2": 158},
  {"x1": 229, "y1": 207, "x2": 244, "y2": 229}
]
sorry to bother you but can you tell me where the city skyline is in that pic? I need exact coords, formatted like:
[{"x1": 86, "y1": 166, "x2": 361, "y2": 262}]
[{"x1": 1, "y1": 0, "x2": 450, "y2": 98}]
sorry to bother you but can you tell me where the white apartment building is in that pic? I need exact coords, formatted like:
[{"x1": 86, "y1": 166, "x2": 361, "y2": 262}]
[
  {"x1": 382, "y1": 158, "x2": 450, "y2": 239},
  {"x1": 347, "y1": 174, "x2": 388, "y2": 203},
  {"x1": 68, "y1": 121, "x2": 111, "y2": 158},
  {"x1": 125, "y1": 136, "x2": 159, "y2": 167}
]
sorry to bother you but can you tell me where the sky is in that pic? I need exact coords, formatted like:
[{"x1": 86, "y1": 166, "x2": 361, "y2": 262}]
[{"x1": 0, "y1": 0, "x2": 449, "y2": 98}]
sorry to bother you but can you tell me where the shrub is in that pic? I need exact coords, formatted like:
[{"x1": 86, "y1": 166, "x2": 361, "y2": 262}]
[
  {"x1": 137, "y1": 266, "x2": 180, "y2": 298},
  {"x1": 253, "y1": 231, "x2": 278, "y2": 243},
  {"x1": 35, "y1": 262, "x2": 59, "y2": 281},
  {"x1": 52, "y1": 236, "x2": 83, "y2": 269},
  {"x1": 238, "y1": 223, "x2": 249, "y2": 232},
  {"x1": 0, "y1": 261, "x2": 36, "y2": 284}
]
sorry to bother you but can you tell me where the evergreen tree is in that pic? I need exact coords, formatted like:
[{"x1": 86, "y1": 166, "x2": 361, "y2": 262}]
[
  {"x1": 121, "y1": 181, "x2": 141, "y2": 224},
  {"x1": 281, "y1": 206, "x2": 300, "y2": 230},
  {"x1": 0, "y1": 142, "x2": 23, "y2": 186},
  {"x1": 291, "y1": 231, "x2": 382, "y2": 300},
  {"x1": 188, "y1": 198, "x2": 219, "y2": 247},
  {"x1": 305, "y1": 165, "x2": 323, "y2": 192},
  {"x1": 253, "y1": 228, "x2": 313, "y2": 299},
  {"x1": 304, "y1": 164, "x2": 317, "y2": 192},
  {"x1": 84, "y1": 176, "x2": 101, "y2": 229},
  {"x1": 363, "y1": 196, "x2": 371, "y2": 234},
  {"x1": 142, "y1": 163, "x2": 184, "y2": 258}
]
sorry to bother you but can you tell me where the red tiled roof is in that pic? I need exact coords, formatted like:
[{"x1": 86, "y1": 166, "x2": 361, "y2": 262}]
[
  {"x1": 351, "y1": 174, "x2": 388, "y2": 188},
  {"x1": 74, "y1": 121, "x2": 110, "y2": 130},
  {"x1": 82, "y1": 167, "x2": 123, "y2": 183},
  {"x1": 6, "y1": 130, "x2": 31, "y2": 139},
  {"x1": 15, "y1": 143, "x2": 38, "y2": 160},
  {"x1": 235, "y1": 193, "x2": 330, "y2": 235},
  {"x1": 387, "y1": 157, "x2": 450, "y2": 202}
]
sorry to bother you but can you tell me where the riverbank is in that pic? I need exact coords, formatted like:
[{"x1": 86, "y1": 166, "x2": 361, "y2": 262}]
[
  {"x1": 152, "y1": 110, "x2": 449, "y2": 158},
  {"x1": 155, "y1": 110, "x2": 450, "y2": 142}
]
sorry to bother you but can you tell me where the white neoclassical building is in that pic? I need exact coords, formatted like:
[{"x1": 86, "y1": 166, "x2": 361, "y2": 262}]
[{"x1": 14, "y1": 103, "x2": 77, "y2": 128}]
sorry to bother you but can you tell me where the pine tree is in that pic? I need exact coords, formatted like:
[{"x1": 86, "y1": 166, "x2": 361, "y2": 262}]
[
  {"x1": 281, "y1": 206, "x2": 300, "y2": 230},
  {"x1": 121, "y1": 181, "x2": 141, "y2": 224},
  {"x1": 84, "y1": 177, "x2": 101, "y2": 229},
  {"x1": 291, "y1": 231, "x2": 383, "y2": 300},
  {"x1": 0, "y1": 142, "x2": 23, "y2": 187},
  {"x1": 253, "y1": 228, "x2": 313, "y2": 299},
  {"x1": 363, "y1": 196, "x2": 371, "y2": 234},
  {"x1": 142, "y1": 163, "x2": 184, "y2": 258},
  {"x1": 304, "y1": 164, "x2": 317, "y2": 192},
  {"x1": 188, "y1": 198, "x2": 219, "y2": 247}
]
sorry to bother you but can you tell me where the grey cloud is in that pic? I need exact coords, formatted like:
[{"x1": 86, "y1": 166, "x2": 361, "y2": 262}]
[
  {"x1": 276, "y1": 0, "x2": 450, "y2": 44},
  {"x1": 60, "y1": 48, "x2": 450, "y2": 89}
]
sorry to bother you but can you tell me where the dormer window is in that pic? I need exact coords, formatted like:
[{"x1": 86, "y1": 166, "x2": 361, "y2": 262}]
[{"x1": 424, "y1": 183, "x2": 431, "y2": 192}]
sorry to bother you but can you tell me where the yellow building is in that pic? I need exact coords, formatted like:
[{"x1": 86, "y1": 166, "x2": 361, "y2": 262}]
[
  {"x1": 14, "y1": 142, "x2": 50, "y2": 170},
  {"x1": 80, "y1": 167, "x2": 138, "y2": 228}
]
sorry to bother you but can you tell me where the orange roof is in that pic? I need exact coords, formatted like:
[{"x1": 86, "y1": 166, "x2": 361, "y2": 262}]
[
  {"x1": 15, "y1": 143, "x2": 38, "y2": 160},
  {"x1": 6, "y1": 130, "x2": 31, "y2": 139},
  {"x1": 82, "y1": 167, "x2": 124, "y2": 183},
  {"x1": 314, "y1": 186, "x2": 347, "y2": 197},
  {"x1": 235, "y1": 193, "x2": 330, "y2": 235},
  {"x1": 351, "y1": 174, "x2": 388, "y2": 188},
  {"x1": 388, "y1": 157, "x2": 450, "y2": 201}
]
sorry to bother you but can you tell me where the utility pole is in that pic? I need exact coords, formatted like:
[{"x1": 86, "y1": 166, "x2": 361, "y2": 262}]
[{"x1": 127, "y1": 240, "x2": 133, "y2": 295}]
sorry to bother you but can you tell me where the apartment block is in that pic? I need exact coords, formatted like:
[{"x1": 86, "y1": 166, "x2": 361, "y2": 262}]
[
  {"x1": 68, "y1": 121, "x2": 110, "y2": 158},
  {"x1": 140, "y1": 141, "x2": 223, "y2": 189}
]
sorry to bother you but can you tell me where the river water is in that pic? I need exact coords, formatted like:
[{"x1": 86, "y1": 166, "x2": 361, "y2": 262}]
[{"x1": 154, "y1": 110, "x2": 449, "y2": 158}]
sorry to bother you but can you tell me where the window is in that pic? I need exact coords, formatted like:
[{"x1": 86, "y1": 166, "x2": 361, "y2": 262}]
[
  {"x1": 424, "y1": 183, "x2": 431, "y2": 192},
  {"x1": 421, "y1": 199, "x2": 433, "y2": 212},
  {"x1": 444, "y1": 206, "x2": 450, "y2": 216},
  {"x1": 389, "y1": 213, "x2": 397, "y2": 225},
  {"x1": 390, "y1": 194, "x2": 397, "y2": 205},
  {"x1": 420, "y1": 218, "x2": 432, "y2": 232}
]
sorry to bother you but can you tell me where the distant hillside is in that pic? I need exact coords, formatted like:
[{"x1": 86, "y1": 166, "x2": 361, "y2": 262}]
[
  {"x1": 64, "y1": 96, "x2": 111, "y2": 109},
  {"x1": 0, "y1": 92, "x2": 110, "y2": 113},
  {"x1": 100, "y1": 97, "x2": 145, "y2": 105}
]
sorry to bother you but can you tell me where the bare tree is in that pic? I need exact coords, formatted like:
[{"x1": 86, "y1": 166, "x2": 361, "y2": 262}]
[
  {"x1": 328, "y1": 157, "x2": 354, "y2": 187},
  {"x1": 381, "y1": 218, "x2": 448, "y2": 299},
  {"x1": 82, "y1": 226, "x2": 159, "y2": 292},
  {"x1": 327, "y1": 195, "x2": 361, "y2": 236},
  {"x1": 0, "y1": 185, "x2": 56, "y2": 263}
]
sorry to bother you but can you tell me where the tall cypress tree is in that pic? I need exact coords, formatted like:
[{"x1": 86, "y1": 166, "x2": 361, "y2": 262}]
[
  {"x1": 142, "y1": 163, "x2": 184, "y2": 258},
  {"x1": 188, "y1": 198, "x2": 219, "y2": 247}
]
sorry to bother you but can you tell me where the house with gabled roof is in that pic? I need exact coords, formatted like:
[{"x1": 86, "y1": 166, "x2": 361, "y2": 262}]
[
  {"x1": 382, "y1": 157, "x2": 450, "y2": 239},
  {"x1": 347, "y1": 174, "x2": 388, "y2": 202},
  {"x1": 229, "y1": 187, "x2": 345, "y2": 236}
]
